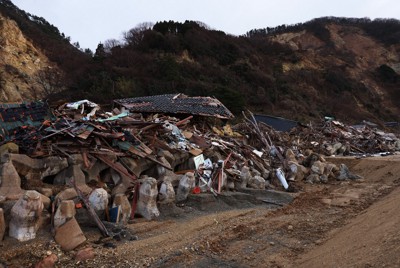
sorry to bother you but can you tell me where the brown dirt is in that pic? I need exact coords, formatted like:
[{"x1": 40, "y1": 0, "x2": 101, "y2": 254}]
[{"x1": 1, "y1": 155, "x2": 400, "y2": 267}]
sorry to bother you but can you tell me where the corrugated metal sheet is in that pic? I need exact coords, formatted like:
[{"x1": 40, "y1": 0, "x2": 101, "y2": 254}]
[{"x1": 114, "y1": 93, "x2": 234, "y2": 119}]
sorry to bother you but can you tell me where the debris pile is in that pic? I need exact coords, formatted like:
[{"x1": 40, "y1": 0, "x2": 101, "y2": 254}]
[
  {"x1": 287, "y1": 120, "x2": 400, "y2": 156},
  {"x1": 0, "y1": 96, "x2": 388, "y2": 254}
]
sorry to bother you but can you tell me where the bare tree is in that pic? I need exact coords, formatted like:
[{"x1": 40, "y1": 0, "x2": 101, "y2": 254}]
[
  {"x1": 122, "y1": 22, "x2": 154, "y2": 47},
  {"x1": 104, "y1": 38, "x2": 121, "y2": 53},
  {"x1": 36, "y1": 67, "x2": 64, "y2": 98}
]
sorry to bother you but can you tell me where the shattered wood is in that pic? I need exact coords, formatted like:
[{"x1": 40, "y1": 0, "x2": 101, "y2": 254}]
[{"x1": 0, "y1": 97, "x2": 398, "y2": 250}]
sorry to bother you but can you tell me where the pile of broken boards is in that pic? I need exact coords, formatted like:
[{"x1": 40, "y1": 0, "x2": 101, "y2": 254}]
[{"x1": 0, "y1": 101, "x2": 363, "y2": 251}]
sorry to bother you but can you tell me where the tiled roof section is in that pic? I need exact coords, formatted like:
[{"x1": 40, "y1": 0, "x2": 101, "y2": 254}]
[
  {"x1": 114, "y1": 93, "x2": 234, "y2": 119},
  {"x1": 0, "y1": 101, "x2": 54, "y2": 139}
]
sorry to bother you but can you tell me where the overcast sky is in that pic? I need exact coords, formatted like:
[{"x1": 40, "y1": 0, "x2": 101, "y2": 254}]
[{"x1": 12, "y1": 0, "x2": 400, "y2": 50}]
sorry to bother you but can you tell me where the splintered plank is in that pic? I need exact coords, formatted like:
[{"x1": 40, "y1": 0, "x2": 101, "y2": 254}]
[{"x1": 77, "y1": 125, "x2": 95, "y2": 139}]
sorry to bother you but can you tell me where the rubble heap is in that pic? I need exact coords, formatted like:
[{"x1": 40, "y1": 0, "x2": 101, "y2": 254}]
[
  {"x1": 0, "y1": 98, "x2": 387, "y2": 252},
  {"x1": 286, "y1": 120, "x2": 400, "y2": 156}
]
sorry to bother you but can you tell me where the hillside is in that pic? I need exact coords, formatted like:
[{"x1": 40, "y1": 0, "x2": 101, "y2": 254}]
[
  {"x1": 1, "y1": 0, "x2": 400, "y2": 124},
  {"x1": 65, "y1": 18, "x2": 400, "y2": 123},
  {"x1": 0, "y1": 11, "x2": 51, "y2": 101},
  {"x1": 0, "y1": 0, "x2": 89, "y2": 102}
]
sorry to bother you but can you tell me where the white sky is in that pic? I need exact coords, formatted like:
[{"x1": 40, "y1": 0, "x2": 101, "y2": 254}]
[{"x1": 11, "y1": 0, "x2": 400, "y2": 50}]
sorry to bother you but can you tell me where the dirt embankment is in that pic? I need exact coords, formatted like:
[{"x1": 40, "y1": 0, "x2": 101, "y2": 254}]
[{"x1": 1, "y1": 156, "x2": 400, "y2": 267}]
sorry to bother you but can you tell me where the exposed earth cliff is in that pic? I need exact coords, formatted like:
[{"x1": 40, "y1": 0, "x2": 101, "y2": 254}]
[{"x1": 0, "y1": 13, "x2": 59, "y2": 102}]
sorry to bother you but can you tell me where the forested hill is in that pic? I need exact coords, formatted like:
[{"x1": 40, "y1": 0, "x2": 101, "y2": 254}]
[{"x1": 2, "y1": 0, "x2": 400, "y2": 123}]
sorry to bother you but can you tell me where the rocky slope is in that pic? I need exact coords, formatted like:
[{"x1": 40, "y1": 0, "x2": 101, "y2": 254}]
[
  {"x1": 269, "y1": 22, "x2": 400, "y2": 122},
  {"x1": 0, "y1": 13, "x2": 60, "y2": 102}
]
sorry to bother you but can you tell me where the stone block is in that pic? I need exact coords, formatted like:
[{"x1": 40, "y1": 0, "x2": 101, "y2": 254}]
[
  {"x1": 137, "y1": 177, "x2": 159, "y2": 220},
  {"x1": 119, "y1": 157, "x2": 153, "y2": 178},
  {"x1": 112, "y1": 194, "x2": 131, "y2": 224},
  {"x1": 67, "y1": 154, "x2": 84, "y2": 166},
  {"x1": 83, "y1": 159, "x2": 109, "y2": 181},
  {"x1": 158, "y1": 181, "x2": 175, "y2": 204},
  {"x1": 239, "y1": 166, "x2": 251, "y2": 189},
  {"x1": 162, "y1": 170, "x2": 182, "y2": 187},
  {"x1": 176, "y1": 172, "x2": 195, "y2": 202},
  {"x1": 311, "y1": 160, "x2": 325, "y2": 175},
  {"x1": 54, "y1": 217, "x2": 86, "y2": 251},
  {"x1": 38, "y1": 188, "x2": 53, "y2": 197},
  {"x1": 54, "y1": 188, "x2": 78, "y2": 206},
  {"x1": 9, "y1": 190, "x2": 43, "y2": 241},
  {"x1": 248, "y1": 175, "x2": 266, "y2": 189},
  {"x1": 0, "y1": 160, "x2": 24, "y2": 200},
  {"x1": 40, "y1": 194, "x2": 51, "y2": 210},
  {"x1": 88, "y1": 188, "x2": 109, "y2": 216},
  {"x1": 0, "y1": 143, "x2": 19, "y2": 155},
  {"x1": 10, "y1": 154, "x2": 68, "y2": 181},
  {"x1": 54, "y1": 165, "x2": 91, "y2": 195},
  {"x1": 54, "y1": 200, "x2": 76, "y2": 228}
]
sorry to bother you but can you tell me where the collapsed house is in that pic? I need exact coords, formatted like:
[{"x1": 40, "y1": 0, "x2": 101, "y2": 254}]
[
  {"x1": 0, "y1": 94, "x2": 396, "y2": 252},
  {"x1": 114, "y1": 93, "x2": 235, "y2": 119}
]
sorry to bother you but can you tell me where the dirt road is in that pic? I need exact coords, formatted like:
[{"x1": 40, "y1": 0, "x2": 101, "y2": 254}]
[{"x1": 1, "y1": 156, "x2": 400, "y2": 267}]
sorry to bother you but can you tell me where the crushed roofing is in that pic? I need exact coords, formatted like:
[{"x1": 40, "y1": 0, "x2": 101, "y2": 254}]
[
  {"x1": 0, "y1": 101, "x2": 54, "y2": 139},
  {"x1": 114, "y1": 93, "x2": 234, "y2": 119}
]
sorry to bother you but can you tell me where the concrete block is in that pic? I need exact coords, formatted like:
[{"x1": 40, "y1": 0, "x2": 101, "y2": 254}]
[
  {"x1": 89, "y1": 188, "x2": 109, "y2": 218},
  {"x1": 38, "y1": 188, "x2": 53, "y2": 197},
  {"x1": 248, "y1": 175, "x2": 266, "y2": 189},
  {"x1": 0, "y1": 160, "x2": 24, "y2": 200},
  {"x1": 112, "y1": 194, "x2": 131, "y2": 224},
  {"x1": 0, "y1": 143, "x2": 18, "y2": 155},
  {"x1": 54, "y1": 165, "x2": 92, "y2": 195},
  {"x1": 89, "y1": 188, "x2": 108, "y2": 210},
  {"x1": 54, "y1": 200, "x2": 76, "y2": 228},
  {"x1": 54, "y1": 188, "x2": 78, "y2": 206},
  {"x1": 137, "y1": 177, "x2": 159, "y2": 220},
  {"x1": 54, "y1": 217, "x2": 86, "y2": 251},
  {"x1": 9, "y1": 190, "x2": 43, "y2": 241},
  {"x1": 176, "y1": 172, "x2": 195, "y2": 202},
  {"x1": 40, "y1": 194, "x2": 51, "y2": 210},
  {"x1": 158, "y1": 181, "x2": 175, "y2": 204},
  {"x1": 83, "y1": 159, "x2": 108, "y2": 181},
  {"x1": 311, "y1": 160, "x2": 325, "y2": 175},
  {"x1": 239, "y1": 166, "x2": 251, "y2": 189},
  {"x1": 10, "y1": 154, "x2": 68, "y2": 181}
]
